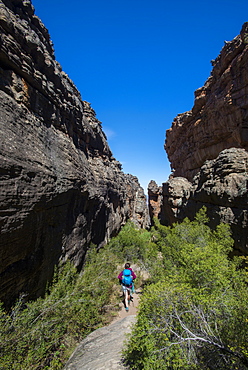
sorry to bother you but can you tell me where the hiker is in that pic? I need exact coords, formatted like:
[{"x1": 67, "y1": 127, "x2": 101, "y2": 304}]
[{"x1": 118, "y1": 263, "x2": 136, "y2": 311}]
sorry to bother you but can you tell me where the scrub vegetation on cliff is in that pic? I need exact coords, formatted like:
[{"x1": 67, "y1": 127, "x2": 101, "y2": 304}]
[{"x1": 0, "y1": 211, "x2": 248, "y2": 369}]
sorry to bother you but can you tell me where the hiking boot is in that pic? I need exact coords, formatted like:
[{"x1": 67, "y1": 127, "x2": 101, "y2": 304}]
[{"x1": 125, "y1": 307, "x2": 129, "y2": 312}]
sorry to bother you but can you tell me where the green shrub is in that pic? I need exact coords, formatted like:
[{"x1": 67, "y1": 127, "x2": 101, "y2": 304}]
[
  {"x1": 0, "y1": 221, "x2": 153, "y2": 369},
  {"x1": 124, "y1": 208, "x2": 248, "y2": 370},
  {"x1": 2, "y1": 210, "x2": 247, "y2": 370},
  {"x1": 108, "y1": 220, "x2": 155, "y2": 263},
  {"x1": 0, "y1": 245, "x2": 121, "y2": 369}
]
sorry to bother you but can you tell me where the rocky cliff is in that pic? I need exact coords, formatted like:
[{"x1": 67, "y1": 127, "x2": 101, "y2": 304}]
[
  {"x1": 0, "y1": 0, "x2": 149, "y2": 307},
  {"x1": 165, "y1": 23, "x2": 248, "y2": 181},
  {"x1": 151, "y1": 148, "x2": 248, "y2": 254},
  {"x1": 149, "y1": 23, "x2": 248, "y2": 255}
]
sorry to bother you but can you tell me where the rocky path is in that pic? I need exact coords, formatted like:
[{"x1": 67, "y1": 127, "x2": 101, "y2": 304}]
[{"x1": 64, "y1": 290, "x2": 141, "y2": 370}]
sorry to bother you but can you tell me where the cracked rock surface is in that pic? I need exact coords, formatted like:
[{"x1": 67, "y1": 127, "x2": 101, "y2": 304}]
[{"x1": 64, "y1": 315, "x2": 136, "y2": 370}]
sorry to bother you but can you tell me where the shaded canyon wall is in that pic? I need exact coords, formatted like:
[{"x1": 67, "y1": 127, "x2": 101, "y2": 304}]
[{"x1": 0, "y1": 0, "x2": 150, "y2": 306}]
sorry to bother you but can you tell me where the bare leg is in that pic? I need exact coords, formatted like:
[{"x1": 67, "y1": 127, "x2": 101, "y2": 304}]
[
  {"x1": 124, "y1": 289, "x2": 129, "y2": 310},
  {"x1": 127, "y1": 290, "x2": 131, "y2": 303}
]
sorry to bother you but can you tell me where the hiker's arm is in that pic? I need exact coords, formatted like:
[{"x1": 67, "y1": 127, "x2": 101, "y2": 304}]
[
  {"x1": 131, "y1": 271, "x2": 137, "y2": 279},
  {"x1": 117, "y1": 271, "x2": 123, "y2": 280}
]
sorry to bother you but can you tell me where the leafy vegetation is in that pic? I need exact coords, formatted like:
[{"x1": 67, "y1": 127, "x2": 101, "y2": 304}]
[
  {"x1": 123, "y1": 207, "x2": 248, "y2": 369},
  {"x1": 0, "y1": 222, "x2": 151, "y2": 369},
  {"x1": 1, "y1": 209, "x2": 248, "y2": 369},
  {"x1": 0, "y1": 245, "x2": 122, "y2": 369},
  {"x1": 108, "y1": 220, "x2": 156, "y2": 263}
]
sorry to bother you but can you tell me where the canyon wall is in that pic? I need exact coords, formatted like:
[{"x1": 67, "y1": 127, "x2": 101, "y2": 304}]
[
  {"x1": 0, "y1": 0, "x2": 149, "y2": 306},
  {"x1": 149, "y1": 23, "x2": 248, "y2": 255},
  {"x1": 165, "y1": 23, "x2": 248, "y2": 181}
]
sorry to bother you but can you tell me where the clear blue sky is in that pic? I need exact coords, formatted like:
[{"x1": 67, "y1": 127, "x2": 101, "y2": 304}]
[{"x1": 32, "y1": 0, "x2": 248, "y2": 192}]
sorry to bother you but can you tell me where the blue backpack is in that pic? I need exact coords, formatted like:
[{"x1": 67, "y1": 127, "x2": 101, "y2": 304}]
[{"x1": 122, "y1": 269, "x2": 133, "y2": 286}]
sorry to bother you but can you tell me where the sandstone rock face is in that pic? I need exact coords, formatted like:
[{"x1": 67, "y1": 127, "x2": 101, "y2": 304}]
[
  {"x1": 160, "y1": 177, "x2": 192, "y2": 226},
  {"x1": 152, "y1": 24, "x2": 248, "y2": 256},
  {"x1": 0, "y1": 0, "x2": 149, "y2": 306},
  {"x1": 190, "y1": 148, "x2": 248, "y2": 254},
  {"x1": 64, "y1": 315, "x2": 136, "y2": 370},
  {"x1": 159, "y1": 148, "x2": 248, "y2": 255},
  {"x1": 148, "y1": 180, "x2": 162, "y2": 222},
  {"x1": 165, "y1": 23, "x2": 248, "y2": 181}
]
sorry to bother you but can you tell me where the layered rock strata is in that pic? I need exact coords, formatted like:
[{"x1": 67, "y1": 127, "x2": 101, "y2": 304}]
[
  {"x1": 0, "y1": 0, "x2": 149, "y2": 306},
  {"x1": 149, "y1": 24, "x2": 248, "y2": 255},
  {"x1": 165, "y1": 23, "x2": 248, "y2": 181}
]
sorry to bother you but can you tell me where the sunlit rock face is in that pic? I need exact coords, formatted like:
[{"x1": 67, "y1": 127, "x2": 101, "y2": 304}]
[
  {"x1": 165, "y1": 23, "x2": 248, "y2": 181},
  {"x1": 149, "y1": 24, "x2": 248, "y2": 255},
  {"x1": 160, "y1": 148, "x2": 248, "y2": 255},
  {"x1": 148, "y1": 180, "x2": 162, "y2": 222},
  {"x1": 0, "y1": 0, "x2": 149, "y2": 306},
  {"x1": 160, "y1": 177, "x2": 192, "y2": 226}
]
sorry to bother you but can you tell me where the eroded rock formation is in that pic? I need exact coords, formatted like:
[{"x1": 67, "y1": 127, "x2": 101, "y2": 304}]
[
  {"x1": 165, "y1": 22, "x2": 248, "y2": 181},
  {"x1": 148, "y1": 180, "x2": 162, "y2": 220},
  {"x1": 0, "y1": 0, "x2": 149, "y2": 306},
  {"x1": 149, "y1": 24, "x2": 248, "y2": 255},
  {"x1": 159, "y1": 148, "x2": 248, "y2": 254}
]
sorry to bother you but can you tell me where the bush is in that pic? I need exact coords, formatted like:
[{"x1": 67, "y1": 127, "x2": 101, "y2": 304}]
[
  {"x1": 0, "y1": 221, "x2": 153, "y2": 369},
  {"x1": 0, "y1": 245, "x2": 121, "y2": 369},
  {"x1": 108, "y1": 220, "x2": 156, "y2": 263},
  {"x1": 124, "y1": 208, "x2": 248, "y2": 370}
]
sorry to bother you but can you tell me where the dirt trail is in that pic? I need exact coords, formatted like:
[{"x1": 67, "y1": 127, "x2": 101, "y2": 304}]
[
  {"x1": 64, "y1": 289, "x2": 141, "y2": 370},
  {"x1": 113, "y1": 287, "x2": 141, "y2": 321}
]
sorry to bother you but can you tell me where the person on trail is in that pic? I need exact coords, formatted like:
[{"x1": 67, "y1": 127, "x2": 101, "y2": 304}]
[{"x1": 118, "y1": 263, "x2": 136, "y2": 312}]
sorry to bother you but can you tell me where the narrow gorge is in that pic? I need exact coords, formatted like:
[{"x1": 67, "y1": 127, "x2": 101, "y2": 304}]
[{"x1": 1, "y1": 0, "x2": 248, "y2": 315}]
